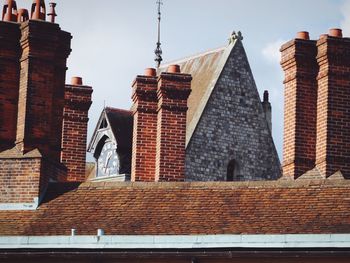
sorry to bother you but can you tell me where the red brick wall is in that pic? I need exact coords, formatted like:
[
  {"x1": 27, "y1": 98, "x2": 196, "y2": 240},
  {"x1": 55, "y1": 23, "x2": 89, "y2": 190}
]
[
  {"x1": 131, "y1": 73, "x2": 158, "y2": 182},
  {"x1": 61, "y1": 84, "x2": 92, "y2": 182},
  {"x1": 280, "y1": 35, "x2": 318, "y2": 179},
  {"x1": 0, "y1": 157, "x2": 42, "y2": 204},
  {"x1": 315, "y1": 33, "x2": 350, "y2": 178},
  {"x1": 15, "y1": 20, "x2": 71, "y2": 161},
  {"x1": 0, "y1": 21, "x2": 20, "y2": 151},
  {"x1": 155, "y1": 70, "x2": 192, "y2": 181}
]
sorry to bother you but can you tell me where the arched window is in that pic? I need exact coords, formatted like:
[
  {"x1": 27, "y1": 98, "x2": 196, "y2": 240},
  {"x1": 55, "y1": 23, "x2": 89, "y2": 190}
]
[{"x1": 227, "y1": 159, "x2": 240, "y2": 181}]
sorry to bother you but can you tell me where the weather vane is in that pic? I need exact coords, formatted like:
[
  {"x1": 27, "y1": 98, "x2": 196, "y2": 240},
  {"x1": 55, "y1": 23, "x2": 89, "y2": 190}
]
[{"x1": 154, "y1": 0, "x2": 163, "y2": 68}]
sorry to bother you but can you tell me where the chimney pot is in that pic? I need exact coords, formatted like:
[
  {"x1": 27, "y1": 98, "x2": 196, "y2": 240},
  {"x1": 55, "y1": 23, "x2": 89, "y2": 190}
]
[
  {"x1": 144, "y1": 68, "x2": 157, "y2": 77},
  {"x1": 2, "y1": 0, "x2": 18, "y2": 22},
  {"x1": 71, "y1": 77, "x2": 83, "y2": 86},
  {"x1": 296, "y1": 31, "x2": 310, "y2": 40},
  {"x1": 329, "y1": 28, "x2": 342, "y2": 38},
  {"x1": 47, "y1": 2, "x2": 57, "y2": 23},
  {"x1": 31, "y1": 0, "x2": 46, "y2": 21},
  {"x1": 17, "y1": 9, "x2": 29, "y2": 23},
  {"x1": 167, "y1": 64, "x2": 181, "y2": 73}
]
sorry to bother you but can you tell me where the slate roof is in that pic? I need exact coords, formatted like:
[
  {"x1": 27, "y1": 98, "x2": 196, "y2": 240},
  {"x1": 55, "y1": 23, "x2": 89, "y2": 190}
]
[
  {"x1": 159, "y1": 46, "x2": 231, "y2": 145},
  {"x1": 1, "y1": 179, "x2": 349, "y2": 236},
  {"x1": 104, "y1": 107, "x2": 133, "y2": 151}
]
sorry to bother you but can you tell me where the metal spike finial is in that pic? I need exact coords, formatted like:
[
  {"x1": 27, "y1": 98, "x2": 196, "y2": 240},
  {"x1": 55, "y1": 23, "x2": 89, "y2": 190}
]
[{"x1": 154, "y1": 0, "x2": 163, "y2": 68}]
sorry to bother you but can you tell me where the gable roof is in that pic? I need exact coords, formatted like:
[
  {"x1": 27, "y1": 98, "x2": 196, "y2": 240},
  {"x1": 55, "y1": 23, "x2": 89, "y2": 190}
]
[
  {"x1": 1, "y1": 179, "x2": 349, "y2": 236},
  {"x1": 159, "y1": 41, "x2": 236, "y2": 146},
  {"x1": 88, "y1": 107, "x2": 133, "y2": 154}
]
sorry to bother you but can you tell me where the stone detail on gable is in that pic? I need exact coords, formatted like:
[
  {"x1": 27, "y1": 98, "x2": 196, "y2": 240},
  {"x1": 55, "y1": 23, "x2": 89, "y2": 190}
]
[{"x1": 185, "y1": 41, "x2": 281, "y2": 181}]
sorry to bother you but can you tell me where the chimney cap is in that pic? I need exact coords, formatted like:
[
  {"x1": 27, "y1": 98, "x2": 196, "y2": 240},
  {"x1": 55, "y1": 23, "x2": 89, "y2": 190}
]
[
  {"x1": 167, "y1": 64, "x2": 181, "y2": 74},
  {"x1": 144, "y1": 68, "x2": 157, "y2": 77},
  {"x1": 329, "y1": 28, "x2": 343, "y2": 38},
  {"x1": 296, "y1": 31, "x2": 310, "y2": 40},
  {"x1": 263, "y1": 90, "x2": 269, "y2": 102},
  {"x1": 71, "y1": 77, "x2": 83, "y2": 86}
]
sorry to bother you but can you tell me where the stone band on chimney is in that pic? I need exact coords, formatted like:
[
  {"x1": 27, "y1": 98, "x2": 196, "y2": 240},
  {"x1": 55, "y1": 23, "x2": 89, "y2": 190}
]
[{"x1": 155, "y1": 65, "x2": 192, "y2": 181}]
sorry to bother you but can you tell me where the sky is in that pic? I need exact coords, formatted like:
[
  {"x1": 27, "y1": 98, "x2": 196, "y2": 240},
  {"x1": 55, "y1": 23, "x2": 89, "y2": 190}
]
[{"x1": 15, "y1": 0, "x2": 350, "y2": 161}]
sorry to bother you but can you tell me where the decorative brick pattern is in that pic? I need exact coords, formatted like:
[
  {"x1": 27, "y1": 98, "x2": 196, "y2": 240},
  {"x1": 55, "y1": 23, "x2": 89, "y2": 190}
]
[
  {"x1": 156, "y1": 72, "x2": 192, "y2": 181},
  {"x1": 15, "y1": 20, "x2": 71, "y2": 161},
  {"x1": 185, "y1": 41, "x2": 281, "y2": 181},
  {"x1": 61, "y1": 84, "x2": 92, "y2": 182},
  {"x1": 0, "y1": 21, "x2": 20, "y2": 151},
  {"x1": 131, "y1": 75, "x2": 158, "y2": 182},
  {"x1": 315, "y1": 35, "x2": 350, "y2": 178},
  {"x1": 280, "y1": 38, "x2": 318, "y2": 179}
]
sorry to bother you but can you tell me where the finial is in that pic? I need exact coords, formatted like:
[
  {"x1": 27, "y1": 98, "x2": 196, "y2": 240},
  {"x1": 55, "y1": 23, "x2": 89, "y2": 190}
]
[
  {"x1": 47, "y1": 2, "x2": 56, "y2": 23},
  {"x1": 263, "y1": 90, "x2": 269, "y2": 103},
  {"x1": 154, "y1": 0, "x2": 163, "y2": 68},
  {"x1": 31, "y1": 0, "x2": 46, "y2": 21},
  {"x1": 2, "y1": 0, "x2": 18, "y2": 22},
  {"x1": 229, "y1": 31, "x2": 243, "y2": 44}
]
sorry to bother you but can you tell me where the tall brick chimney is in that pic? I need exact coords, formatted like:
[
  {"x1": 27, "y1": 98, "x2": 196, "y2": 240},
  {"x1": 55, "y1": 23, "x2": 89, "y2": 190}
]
[
  {"x1": 15, "y1": 19, "x2": 71, "y2": 161},
  {"x1": 131, "y1": 68, "x2": 158, "y2": 182},
  {"x1": 0, "y1": 1, "x2": 73, "y2": 209},
  {"x1": 0, "y1": 19, "x2": 20, "y2": 151},
  {"x1": 61, "y1": 77, "x2": 93, "y2": 182},
  {"x1": 280, "y1": 31, "x2": 318, "y2": 179},
  {"x1": 155, "y1": 65, "x2": 192, "y2": 181},
  {"x1": 315, "y1": 29, "x2": 350, "y2": 178}
]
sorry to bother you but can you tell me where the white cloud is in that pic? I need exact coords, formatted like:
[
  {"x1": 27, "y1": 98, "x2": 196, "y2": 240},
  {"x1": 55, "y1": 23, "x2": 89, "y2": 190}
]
[
  {"x1": 261, "y1": 40, "x2": 286, "y2": 65},
  {"x1": 340, "y1": 0, "x2": 350, "y2": 36}
]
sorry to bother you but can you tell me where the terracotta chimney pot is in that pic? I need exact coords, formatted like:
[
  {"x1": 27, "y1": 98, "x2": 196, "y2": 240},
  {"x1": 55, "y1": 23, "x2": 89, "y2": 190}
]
[
  {"x1": 167, "y1": 64, "x2": 181, "y2": 73},
  {"x1": 144, "y1": 68, "x2": 156, "y2": 77},
  {"x1": 296, "y1": 31, "x2": 310, "y2": 40},
  {"x1": 71, "y1": 77, "x2": 83, "y2": 86},
  {"x1": 329, "y1": 28, "x2": 342, "y2": 38}
]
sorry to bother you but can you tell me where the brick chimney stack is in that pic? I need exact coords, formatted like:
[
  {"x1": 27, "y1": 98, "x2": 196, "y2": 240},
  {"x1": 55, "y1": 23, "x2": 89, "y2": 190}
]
[
  {"x1": 61, "y1": 77, "x2": 93, "y2": 182},
  {"x1": 155, "y1": 65, "x2": 192, "y2": 181},
  {"x1": 315, "y1": 29, "x2": 350, "y2": 178},
  {"x1": 0, "y1": 0, "x2": 73, "y2": 209},
  {"x1": 280, "y1": 31, "x2": 318, "y2": 179},
  {"x1": 0, "y1": 13, "x2": 20, "y2": 151},
  {"x1": 131, "y1": 68, "x2": 158, "y2": 182},
  {"x1": 15, "y1": 19, "x2": 71, "y2": 161}
]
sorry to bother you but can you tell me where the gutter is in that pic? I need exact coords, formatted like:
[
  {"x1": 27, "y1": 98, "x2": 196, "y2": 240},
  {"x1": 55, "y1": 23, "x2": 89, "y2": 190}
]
[{"x1": 1, "y1": 234, "x2": 350, "y2": 249}]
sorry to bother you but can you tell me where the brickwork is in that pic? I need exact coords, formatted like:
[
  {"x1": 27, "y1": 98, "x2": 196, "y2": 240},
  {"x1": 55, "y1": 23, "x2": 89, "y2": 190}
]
[
  {"x1": 61, "y1": 84, "x2": 92, "y2": 182},
  {"x1": 0, "y1": 148, "x2": 66, "y2": 206},
  {"x1": 131, "y1": 73, "x2": 158, "y2": 182},
  {"x1": 0, "y1": 21, "x2": 20, "y2": 151},
  {"x1": 15, "y1": 20, "x2": 71, "y2": 161},
  {"x1": 315, "y1": 33, "x2": 350, "y2": 178},
  {"x1": 280, "y1": 36, "x2": 318, "y2": 179},
  {"x1": 185, "y1": 41, "x2": 281, "y2": 181},
  {"x1": 156, "y1": 70, "x2": 192, "y2": 181},
  {"x1": 0, "y1": 157, "x2": 42, "y2": 204}
]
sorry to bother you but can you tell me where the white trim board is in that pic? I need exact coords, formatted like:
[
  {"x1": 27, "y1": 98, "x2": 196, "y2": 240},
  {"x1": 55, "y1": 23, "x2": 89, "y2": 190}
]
[{"x1": 1, "y1": 234, "x2": 350, "y2": 249}]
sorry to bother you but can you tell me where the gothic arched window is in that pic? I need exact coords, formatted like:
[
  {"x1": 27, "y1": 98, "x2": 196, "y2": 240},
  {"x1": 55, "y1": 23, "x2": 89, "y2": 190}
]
[{"x1": 227, "y1": 159, "x2": 240, "y2": 181}]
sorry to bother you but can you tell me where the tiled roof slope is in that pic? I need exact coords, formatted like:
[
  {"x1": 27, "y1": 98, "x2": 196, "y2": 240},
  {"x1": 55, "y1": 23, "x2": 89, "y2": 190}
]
[{"x1": 0, "y1": 180, "x2": 349, "y2": 236}]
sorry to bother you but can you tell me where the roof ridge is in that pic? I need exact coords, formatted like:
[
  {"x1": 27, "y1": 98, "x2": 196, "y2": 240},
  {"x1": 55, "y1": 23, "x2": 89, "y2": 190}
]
[
  {"x1": 160, "y1": 45, "x2": 227, "y2": 68},
  {"x1": 75, "y1": 179, "x2": 350, "y2": 190}
]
